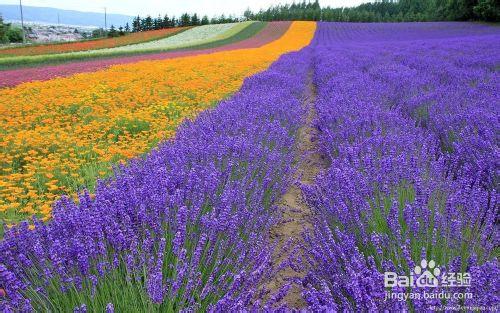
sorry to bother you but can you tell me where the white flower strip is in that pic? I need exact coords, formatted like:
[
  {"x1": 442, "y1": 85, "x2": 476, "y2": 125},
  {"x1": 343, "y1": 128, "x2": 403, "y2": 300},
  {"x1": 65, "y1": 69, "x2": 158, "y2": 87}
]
[{"x1": 80, "y1": 23, "x2": 244, "y2": 55}]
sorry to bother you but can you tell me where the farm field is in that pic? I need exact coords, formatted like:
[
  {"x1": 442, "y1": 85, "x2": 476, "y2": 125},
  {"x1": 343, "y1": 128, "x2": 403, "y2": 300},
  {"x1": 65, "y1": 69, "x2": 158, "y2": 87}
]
[
  {"x1": 0, "y1": 20, "x2": 499, "y2": 312},
  {"x1": 0, "y1": 22, "x2": 267, "y2": 69},
  {"x1": 0, "y1": 21, "x2": 315, "y2": 227},
  {"x1": 0, "y1": 22, "x2": 290, "y2": 88},
  {"x1": 0, "y1": 27, "x2": 188, "y2": 57}
]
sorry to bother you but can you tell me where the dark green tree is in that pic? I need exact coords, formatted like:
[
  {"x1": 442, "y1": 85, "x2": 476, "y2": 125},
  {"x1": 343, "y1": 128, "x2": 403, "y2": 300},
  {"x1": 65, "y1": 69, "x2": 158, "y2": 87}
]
[
  {"x1": 243, "y1": 8, "x2": 253, "y2": 20},
  {"x1": 180, "y1": 13, "x2": 191, "y2": 26},
  {"x1": 141, "y1": 15, "x2": 153, "y2": 30},
  {"x1": 108, "y1": 25, "x2": 118, "y2": 37},
  {"x1": 170, "y1": 16, "x2": 178, "y2": 27},
  {"x1": 132, "y1": 16, "x2": 141, "y2": 32},
  {"x1": 191, "y1": 13, "x2": 200, "y2": 25},
  {"x1": 162, "y1": 14, "x2": 170, "y2": 28},
  {"x1": 153, "y1": 15, "x2": 162, "y2": 29}
]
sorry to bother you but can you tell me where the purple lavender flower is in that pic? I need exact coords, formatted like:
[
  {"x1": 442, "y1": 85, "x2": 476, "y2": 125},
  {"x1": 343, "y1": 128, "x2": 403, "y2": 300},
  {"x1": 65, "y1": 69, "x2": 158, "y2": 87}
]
[
  {"x1": 105, "y1": 303, "x2": 114, "y2": 313},
  {"x1": 301, "y1": 21, "x2": 499, "y2": 311},
  {"x1": 0, "y1": 36, "x2": 313, "y2": 311}
]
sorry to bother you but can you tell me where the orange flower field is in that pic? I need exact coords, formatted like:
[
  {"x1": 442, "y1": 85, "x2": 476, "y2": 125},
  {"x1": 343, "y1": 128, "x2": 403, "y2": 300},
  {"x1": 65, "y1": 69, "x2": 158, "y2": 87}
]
[
  {"x1": 0, "y1": 27, "x2": 188, "y2": 57},
  {"x1": 0, "y1": 21, "x2": 316, "y2": 225}
]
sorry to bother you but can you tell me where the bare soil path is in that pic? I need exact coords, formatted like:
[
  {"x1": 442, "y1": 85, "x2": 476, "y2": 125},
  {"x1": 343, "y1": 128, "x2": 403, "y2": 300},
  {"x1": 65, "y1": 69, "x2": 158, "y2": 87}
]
[{"x1": 263, "y1": 70, "x2": 326, "y2": 309}]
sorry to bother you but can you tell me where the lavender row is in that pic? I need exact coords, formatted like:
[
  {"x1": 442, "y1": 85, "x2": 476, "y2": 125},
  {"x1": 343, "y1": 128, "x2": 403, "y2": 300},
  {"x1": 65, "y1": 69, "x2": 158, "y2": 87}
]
[
  {"x1": 367, "y1": 34, "x2": 499, "y2": 191},
  {"x1": 302, "y1": 23, "x2": 498, "y2": 310},
  {"x1": 0, "y1": 49, "x2": 312, "y2": 311}
]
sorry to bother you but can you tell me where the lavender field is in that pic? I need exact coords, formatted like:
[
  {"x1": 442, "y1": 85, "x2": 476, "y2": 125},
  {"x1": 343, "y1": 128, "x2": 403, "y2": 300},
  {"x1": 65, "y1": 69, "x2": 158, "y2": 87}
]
[
  {"x1": 1, "y1": 22, "x2": 499, "y2": 311},
  {"x1": 302, "y1": 22, "x2": 499, "y2": 310}
]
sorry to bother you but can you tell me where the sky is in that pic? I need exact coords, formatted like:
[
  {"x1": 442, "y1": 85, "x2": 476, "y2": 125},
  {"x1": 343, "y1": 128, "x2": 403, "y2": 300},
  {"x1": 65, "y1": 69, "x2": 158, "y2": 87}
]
[{"x1": 0, "y1": 0, "x2": 368, "y2": 17}]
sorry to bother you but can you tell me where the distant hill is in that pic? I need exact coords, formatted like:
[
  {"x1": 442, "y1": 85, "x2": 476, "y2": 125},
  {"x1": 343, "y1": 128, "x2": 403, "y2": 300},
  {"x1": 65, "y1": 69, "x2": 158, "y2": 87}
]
[{"x1": 0, "y1": 5, "x2": 133, "y2": 27}]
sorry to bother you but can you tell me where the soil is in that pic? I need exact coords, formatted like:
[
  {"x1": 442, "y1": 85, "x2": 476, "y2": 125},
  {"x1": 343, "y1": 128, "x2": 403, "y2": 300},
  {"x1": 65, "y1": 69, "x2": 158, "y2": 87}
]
[{"x1": 262, "y1": 70, "x2": 326, "y2": 309}]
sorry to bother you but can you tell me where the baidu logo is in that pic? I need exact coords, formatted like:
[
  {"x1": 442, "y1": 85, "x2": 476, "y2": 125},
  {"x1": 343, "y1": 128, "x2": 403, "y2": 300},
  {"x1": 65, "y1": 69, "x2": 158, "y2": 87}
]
[
  {"x1": 384, "y1": 259, "x2": 469, "y2": 288},
  {"x1": 414, "y1": 259, "x2": 440, "y2": 287}
]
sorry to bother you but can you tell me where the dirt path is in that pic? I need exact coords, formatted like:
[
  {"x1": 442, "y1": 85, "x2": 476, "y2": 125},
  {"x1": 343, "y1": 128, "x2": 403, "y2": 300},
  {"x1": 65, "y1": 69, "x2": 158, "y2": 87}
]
[{"x1": 263, "y1": 70, "x2": 325, "y2": 308}]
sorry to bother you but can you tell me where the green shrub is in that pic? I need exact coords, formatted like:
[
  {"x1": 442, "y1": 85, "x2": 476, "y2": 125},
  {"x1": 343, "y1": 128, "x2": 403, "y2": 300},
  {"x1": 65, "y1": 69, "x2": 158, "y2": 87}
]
[{"x1": 6, "y1": 27, "x2": 24, "y2": 43}]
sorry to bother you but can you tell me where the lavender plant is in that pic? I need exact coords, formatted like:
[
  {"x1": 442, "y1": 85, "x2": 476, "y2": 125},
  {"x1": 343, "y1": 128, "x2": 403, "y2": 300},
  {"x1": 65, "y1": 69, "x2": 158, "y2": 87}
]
[
  {"x1": 302, "y1": 22, "x2": 499, "y2": 310},
  {"x1": 0, "y1": 49, "x2": 313, "y2": 311}
]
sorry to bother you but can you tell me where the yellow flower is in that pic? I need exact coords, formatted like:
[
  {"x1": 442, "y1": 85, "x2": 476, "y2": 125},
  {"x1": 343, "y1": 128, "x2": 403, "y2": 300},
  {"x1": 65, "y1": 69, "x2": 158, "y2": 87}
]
[{"x1": 0, "y1": 22, "x2": 316, "y2": 222}]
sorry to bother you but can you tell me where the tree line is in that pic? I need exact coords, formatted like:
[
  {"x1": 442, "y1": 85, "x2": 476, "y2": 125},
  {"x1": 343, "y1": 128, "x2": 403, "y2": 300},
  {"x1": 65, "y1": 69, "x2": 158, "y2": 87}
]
[
  {"x1": 246, "y1": 0, "x2": 498, "y2": 23},
  {"x1": 116, "y1": 0, "x2": 497, "y2": 36},
  {"x1": 131, "y1": 13, "x2": 239, "y2": 31},
  {"x1": 103, "y1": 13, "x2": 239, "y2": 35}
]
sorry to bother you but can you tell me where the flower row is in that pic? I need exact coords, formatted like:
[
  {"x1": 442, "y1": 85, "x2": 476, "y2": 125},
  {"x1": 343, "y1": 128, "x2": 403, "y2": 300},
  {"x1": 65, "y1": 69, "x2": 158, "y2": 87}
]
[
  {"x1": 302, "y1": 22, "x2": 498, "y2": 310},
  {"x1": 0, "y1": 27, "x2": 186, "y2": 57},
  {"x1": 0, "y1": 22, "x2": 316, "y2": 226},
  {"x1": 0, "y1": 22, "x2": 316, "y2": 312}
]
